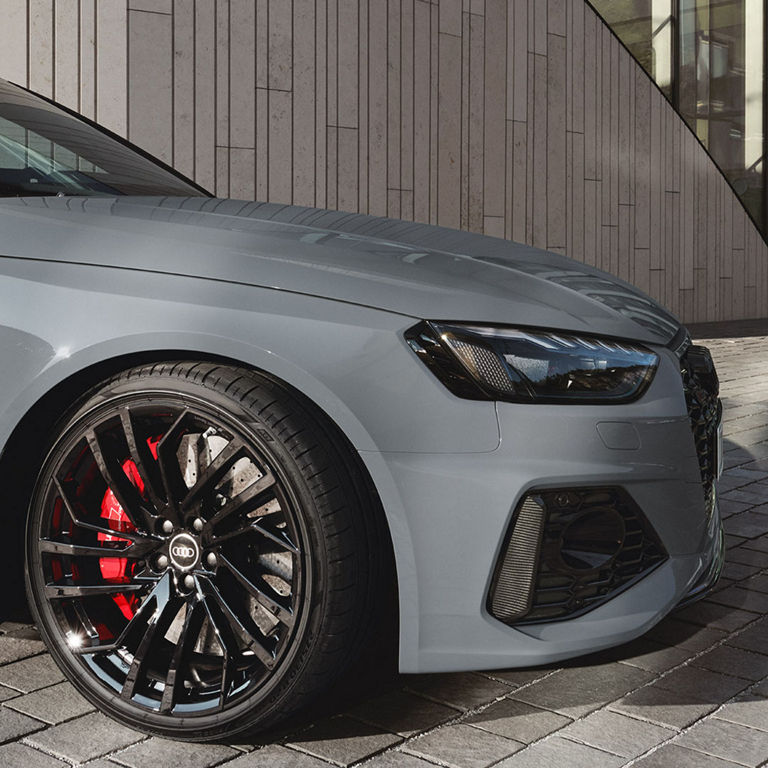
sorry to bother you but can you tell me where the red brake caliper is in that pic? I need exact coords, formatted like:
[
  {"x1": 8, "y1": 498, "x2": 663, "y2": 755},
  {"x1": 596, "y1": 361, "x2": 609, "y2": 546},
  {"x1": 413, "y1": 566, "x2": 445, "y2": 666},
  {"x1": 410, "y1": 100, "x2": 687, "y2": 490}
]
[{"x1": 98, "y1": 438, "x2": 160, "y2": 620}]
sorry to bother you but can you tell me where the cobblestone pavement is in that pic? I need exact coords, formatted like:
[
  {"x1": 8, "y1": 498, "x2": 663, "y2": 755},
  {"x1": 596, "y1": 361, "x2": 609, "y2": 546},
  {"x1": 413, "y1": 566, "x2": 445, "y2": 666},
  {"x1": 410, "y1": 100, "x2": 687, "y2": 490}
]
[{"x1": 2, "y1": 334, "x2": 768, "y2": 767}]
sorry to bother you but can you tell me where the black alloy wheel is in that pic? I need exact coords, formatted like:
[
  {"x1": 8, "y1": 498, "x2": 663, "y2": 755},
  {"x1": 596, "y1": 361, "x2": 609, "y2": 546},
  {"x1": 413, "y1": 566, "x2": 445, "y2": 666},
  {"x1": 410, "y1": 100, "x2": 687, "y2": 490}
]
[{"x1": 26, "y1": 362, "x2": 382, "y2": 741}]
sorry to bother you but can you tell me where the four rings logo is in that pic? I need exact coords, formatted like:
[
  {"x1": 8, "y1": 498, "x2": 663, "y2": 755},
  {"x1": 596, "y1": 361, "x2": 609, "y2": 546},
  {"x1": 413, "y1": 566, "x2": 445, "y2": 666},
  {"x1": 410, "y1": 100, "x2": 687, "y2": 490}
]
[
  {"x1": 168, "y1": 534, "x2": 199, "y2": 570},
  {"x1": 172, "y1": 545, "x2": 196, "y2": 558}
]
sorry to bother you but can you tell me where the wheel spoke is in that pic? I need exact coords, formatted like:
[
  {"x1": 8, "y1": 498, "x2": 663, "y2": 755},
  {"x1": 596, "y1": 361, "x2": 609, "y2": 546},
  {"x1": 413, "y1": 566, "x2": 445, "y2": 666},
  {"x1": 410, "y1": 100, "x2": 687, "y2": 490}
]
[
  {"x1": 86, "y1": 429, "x2": 153, "y2": 532},
  {"x1": 71, "y1": 573, "x2": 169, "y2": 654},
  {"x1": 119, "y1": 408, "x2": 166, "y2": 513},
  {"x1": 198, "y1": 576, "x2": 276, "y2": 668},
  {"x1": 39, "y1": 539, "x2": 156, "y2": 558},
  {"x1": 207, "y1": 471, "x2": 276, "y2": 527},
  {"x1": 45, "y1": 582, "x2": 147, "y2": 598},
  {"x1": 212, "y1": 514, "x2": 299, "y2": 554},
  {"x1": 54, "y1": 478, "x2": 150, "y2": 545},
  {"x1": 218, "y1": 553, "x2": 294, "y2": 628},
  {"x1": 180, "y1": 438, "x2": 247, "y2": 513},
  {"x1": 121, "y1": 576, "x2": 182, "y2": 700},
  {"x1": 160, "y1": 601, "x2": 206, "y2": 712},
  {"x1": 155, "y1": 409, "x2": 190, "y2": 522}
]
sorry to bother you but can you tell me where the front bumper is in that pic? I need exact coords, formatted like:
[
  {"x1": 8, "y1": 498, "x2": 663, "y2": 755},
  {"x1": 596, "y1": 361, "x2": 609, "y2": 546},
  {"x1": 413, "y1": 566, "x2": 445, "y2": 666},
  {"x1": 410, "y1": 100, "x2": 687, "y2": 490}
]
[{"x1": 359, "y1": 342, "x2": 723, "y2": 673}]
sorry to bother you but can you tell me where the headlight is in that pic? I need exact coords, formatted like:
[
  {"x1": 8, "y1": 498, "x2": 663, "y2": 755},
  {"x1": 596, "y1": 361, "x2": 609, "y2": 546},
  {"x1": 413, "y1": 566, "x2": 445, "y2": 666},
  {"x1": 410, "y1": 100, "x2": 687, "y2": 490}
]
[{"x1": 405, "y1": 321, "x2": 659, "y2": 404}]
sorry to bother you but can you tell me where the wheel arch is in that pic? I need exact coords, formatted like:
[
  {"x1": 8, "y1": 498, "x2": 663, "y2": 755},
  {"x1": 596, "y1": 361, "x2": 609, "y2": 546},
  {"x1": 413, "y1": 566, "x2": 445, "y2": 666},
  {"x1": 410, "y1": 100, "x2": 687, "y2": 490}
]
[{"x1": 0, "y1": 346, "x2": 400, "y2": 652}]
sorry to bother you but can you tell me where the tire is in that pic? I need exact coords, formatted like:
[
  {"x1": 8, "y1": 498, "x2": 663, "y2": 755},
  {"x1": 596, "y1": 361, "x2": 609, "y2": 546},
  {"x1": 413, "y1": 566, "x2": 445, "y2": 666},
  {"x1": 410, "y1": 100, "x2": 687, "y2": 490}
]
[{"x1": 25, "y1": 361, "x2": 382, "y2": 741}]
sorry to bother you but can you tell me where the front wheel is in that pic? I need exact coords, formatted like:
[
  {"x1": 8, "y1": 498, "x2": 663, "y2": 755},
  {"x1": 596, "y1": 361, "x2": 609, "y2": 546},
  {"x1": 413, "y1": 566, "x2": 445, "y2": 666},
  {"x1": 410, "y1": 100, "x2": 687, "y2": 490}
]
[{"x1": 26, "y1": 362, "x2": 381, "y2": 741}]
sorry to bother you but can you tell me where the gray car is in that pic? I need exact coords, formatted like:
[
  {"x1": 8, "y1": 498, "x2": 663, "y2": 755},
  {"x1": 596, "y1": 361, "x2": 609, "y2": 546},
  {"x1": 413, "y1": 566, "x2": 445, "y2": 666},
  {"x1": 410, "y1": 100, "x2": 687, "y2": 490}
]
[{"x1": 0, "y1": 78, "x2": 723, "y2": 741}]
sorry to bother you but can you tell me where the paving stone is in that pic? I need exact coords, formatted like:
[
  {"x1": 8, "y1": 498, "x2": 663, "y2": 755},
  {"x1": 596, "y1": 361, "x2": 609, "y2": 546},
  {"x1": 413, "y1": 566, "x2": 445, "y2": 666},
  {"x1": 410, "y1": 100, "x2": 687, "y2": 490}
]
[
  {"x1": 494, "y1": 736, "x2": 624, "y2": 768},
  {"x1": 697, "y1": 645, "x2": 768, "y2": 683},
  {"x1": 364, "y1": 751, "x2": 442, "y2": 768},
  {"x1": 634, "y1": 743, "x2": 749, "y2": 768},
  {"x1": 484, "y1": 668, "x2": 552, "y2": 687},
  {"x1": 672, "y1": 601, "x2": 758, "y2": 633},
  {"x1": 708, "y1": 585, "x2": 768, "y2": 613},
  {"x1": 645, "y1": 618, "x2": 727, "y2": 652},
  {"x1": 0, "y1": 655, "x2": 65, "y2": 693},
  {"x1": 611, "y1": 686, "x2": 718, "y2": 729},
  {"x1": 222, "y1": 744, "x2": 360, "y2": 767},
  {"x1": 560, "y1": 709, "x2": 673, "y2": 758},
  {"x1": 403, "y1": 723, "x2": 522, "y2": 768},
  {"x1": 724, "y1": 513, "x2": 768, "y2": 540},
  {"x1": 511, "y1": 662, "x2": 654, "y2": 719},
  {"x1": 286, "y1": 716, "x2": 401, "y2": 766},
  {"x1": 111, "y1": 737, "x2": 239, "y2": 768},
  {"x1": 404, "y1": 673, "x2": 512, "y2": 710},
  {"x1": 744, "y1": 573, "x2": 768, "y2": 592},
  {"x1": 0, "y1": 685, "x2": 19, "y2": 703},
  {"x1": 653, "y1": 664, "x2": 751, "y2": 701},
  {"x1": 0, "y1": 742, "x2": 68, "y2": 767},
  {"x1": 25, "y1": 711, "x2": 143, "y2": 763},
  {"x1": 0, "y1": 706, "x2": 45, "y2": 743},
  {"x1": 742, "y1": 535, "x2": 768, "y2": 554},
  {"x1": 0, "y1": 636, "x2": 46, "y2": 665},
  {"x1": 721, "y1": 560, "x2": 763, "y2": 580},
  {"x1": 5, "y1": 681, "x2": 94, "y2": 725},
  {"x1": 726, "y1": 547, "x2": 768, "y2": 567},
  {"x1": 613, "y1": 639, "x2": 690, "y2": 674},
  {"x1": 727, "y1": 616, "x2": 768, "y2": 655},
  {"x1": 466, "y1": 698, "x2": 570, "y2": 744},
  {"x1": 675, "y1": 717, "x2": 768, "y2": 767},
  {"x1": 346, "y1": 688, "x2": 459, "y2": 737},
  {"x1": 715, "y1": 694, "x2": 768, "y2": 731}
]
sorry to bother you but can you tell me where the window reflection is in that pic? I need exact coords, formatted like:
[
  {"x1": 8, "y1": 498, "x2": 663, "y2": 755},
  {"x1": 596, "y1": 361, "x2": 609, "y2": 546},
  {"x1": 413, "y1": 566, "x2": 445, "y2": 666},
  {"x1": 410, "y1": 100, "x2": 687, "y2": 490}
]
[{"x1": 590, "y1": 0, "x2": 766, "y2": 233}]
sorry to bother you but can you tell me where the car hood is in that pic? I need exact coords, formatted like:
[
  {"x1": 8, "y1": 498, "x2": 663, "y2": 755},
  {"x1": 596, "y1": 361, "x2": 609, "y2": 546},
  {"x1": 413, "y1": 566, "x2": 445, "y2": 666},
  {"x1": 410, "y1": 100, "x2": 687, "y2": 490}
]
[{"x1": 0, "y1": 196, "x2": 681, "y2": 344}]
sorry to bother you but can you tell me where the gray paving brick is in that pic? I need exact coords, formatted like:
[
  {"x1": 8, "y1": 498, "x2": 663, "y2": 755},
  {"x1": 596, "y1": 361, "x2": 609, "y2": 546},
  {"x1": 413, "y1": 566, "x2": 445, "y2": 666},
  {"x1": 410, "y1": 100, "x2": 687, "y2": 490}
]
[
  {"x1": 634, "y1": 743, "x2": 749, "y2": 768},
  {"x1": 715, "y1": 694, "x2": 768, "y2": 732},
  {"x1": 286, "y1": 716, "x2": 401, "y2": 766},
  {"x1": 221, "y1": 745, "x2": 341, "y2": 767},
  {"x1": 0, "y1": 706, "x2": 46, "y2": 744},
  {"x1": 346, "y1": 688, "x2": 459, "y2": 737},
  {"x1": 560, "y1": 709, "x2": 673, "y2": 758},
  {"x1": 511, "y1": 662, "x2": 654, "y2": 719},
  {"x1": 708, "y1": 584, "x2": 768, "y2": 613},
  {"x1": 0, "y1": 636, "x2": 46, "y2": 665},
  {"x1": 613, "y1": 639, "x2": 690, "y2": 674},
  {"x1": 0, "y1": 655, "x2": 65, "y2": 693},
  {"x1": 721, "y1": 560, "x2": 763, "y2": 580},
  {"x1": 5, "y1": 680, "x2": 94, "y2": 725},
  {"x1": 692, "y1": 644, "x2": 768, "y2": 681},
  {"x1": 494, "y1": 736, "x2": 624, "y2": 768},
  {"x1": 364, "y1": 751, "x2": 442, "y2": 768},
  {"x1": 645, "y1": 618, "x2": 727, "y2": 652},
  {"x1": 727, "y1": 616, "x2": 768, "y2": 654},
  {"x1": 484, "y1": 669, "x2": 552, "y2": 687},
  {"x1": 404, "y1": 673, "x2": 512, "y2": 710},
  {"x1": 725, "y1": 547, "x2": 768, "y2": 567},
  {"x1": 654, "y1": 664, "x2": 751, "y2": 701},
  {"x1": 403, "y1": 723, "x2": 522, "y2": 768},
  {"x1": 675, "y1": 717, "x2": 768, "y2": 766},
  {"x1": 0, "y1": 742, "x2": 68, "y2": 767},
  {"x1": 724, "y1": 513, "x2": 768, "y2": 539},
  {"x1": 611, "y1": 686, "x2": 718, "y2": 729},
  {"x1": 25, "y1": 712, "x2": 143, "y2": 763},
  {"x1": 672, "y1": 601, "x2": 759, "y2": 632},
  {"x1": 111, "y1": 737, "x2": 239, "y2": 768},
  {"x1": 465, "y1": 699, "x2": 571, "y2": 744}
]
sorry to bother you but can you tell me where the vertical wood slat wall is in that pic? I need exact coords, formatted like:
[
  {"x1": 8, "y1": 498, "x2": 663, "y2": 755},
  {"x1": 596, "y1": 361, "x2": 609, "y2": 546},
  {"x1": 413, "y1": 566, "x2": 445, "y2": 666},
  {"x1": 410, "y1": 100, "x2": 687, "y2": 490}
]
[{"x1": 0, "y1": 0, "x2": 765, "y2": 323}]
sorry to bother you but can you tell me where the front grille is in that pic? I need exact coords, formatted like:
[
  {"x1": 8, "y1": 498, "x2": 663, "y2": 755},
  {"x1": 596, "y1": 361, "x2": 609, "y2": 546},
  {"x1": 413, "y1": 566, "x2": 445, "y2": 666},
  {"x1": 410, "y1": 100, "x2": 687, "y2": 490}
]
[
  {"x1": 679, "y1": 344, "x2": 721, "y2": 517},
  {"x1": 488, "y1": 487, "x2": 668, "y2": 625}
]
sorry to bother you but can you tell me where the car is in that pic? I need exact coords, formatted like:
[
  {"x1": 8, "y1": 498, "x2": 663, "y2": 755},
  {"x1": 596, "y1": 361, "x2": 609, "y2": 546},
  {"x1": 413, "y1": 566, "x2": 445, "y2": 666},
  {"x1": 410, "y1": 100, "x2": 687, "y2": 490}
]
[{"x1": 0, "y1": 77, "x2": 723, "y2": 742}]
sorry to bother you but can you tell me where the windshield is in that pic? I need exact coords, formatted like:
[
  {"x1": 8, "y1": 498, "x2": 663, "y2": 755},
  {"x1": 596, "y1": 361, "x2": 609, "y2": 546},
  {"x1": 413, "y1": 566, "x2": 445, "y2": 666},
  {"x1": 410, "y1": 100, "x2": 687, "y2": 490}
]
[{"x1": 0, "y1": 80, "x2": 205, "y2": 198}]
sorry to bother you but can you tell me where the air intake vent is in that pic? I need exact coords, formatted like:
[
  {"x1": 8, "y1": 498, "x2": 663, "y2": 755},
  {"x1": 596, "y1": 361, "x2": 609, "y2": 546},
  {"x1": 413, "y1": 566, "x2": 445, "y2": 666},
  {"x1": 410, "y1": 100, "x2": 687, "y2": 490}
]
[{"x1": 488, "y1": 487, "x2": 667, "y2": 625}]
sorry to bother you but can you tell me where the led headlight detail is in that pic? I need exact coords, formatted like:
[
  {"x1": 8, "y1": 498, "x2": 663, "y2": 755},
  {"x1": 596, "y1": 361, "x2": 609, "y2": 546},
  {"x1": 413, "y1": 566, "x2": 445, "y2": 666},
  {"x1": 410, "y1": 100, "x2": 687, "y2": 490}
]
[{"x1": 405, "y1": 321, "x2": 659, "y2": 404}]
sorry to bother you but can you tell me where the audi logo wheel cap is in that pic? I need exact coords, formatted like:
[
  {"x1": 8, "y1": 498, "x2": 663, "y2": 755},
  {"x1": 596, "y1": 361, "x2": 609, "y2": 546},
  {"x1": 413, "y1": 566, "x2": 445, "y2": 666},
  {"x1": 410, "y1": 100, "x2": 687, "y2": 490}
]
[{"x1": 168, "y1": 533, "x2": 200, "y2": 571}]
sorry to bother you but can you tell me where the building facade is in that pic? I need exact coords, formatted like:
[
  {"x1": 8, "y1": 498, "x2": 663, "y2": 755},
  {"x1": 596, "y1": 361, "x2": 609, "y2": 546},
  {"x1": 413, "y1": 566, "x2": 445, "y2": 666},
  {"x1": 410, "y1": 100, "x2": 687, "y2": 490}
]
[{"x1": 0, "y1": 0, "x2": 766, "y2": 323}]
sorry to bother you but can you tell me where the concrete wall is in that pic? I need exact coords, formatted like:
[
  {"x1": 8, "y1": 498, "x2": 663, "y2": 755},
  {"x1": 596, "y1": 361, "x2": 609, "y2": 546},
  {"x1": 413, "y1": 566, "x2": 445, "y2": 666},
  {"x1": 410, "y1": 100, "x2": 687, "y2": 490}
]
[{"x1": 0, "y1": 0, "x2": 766, "y2": 323}]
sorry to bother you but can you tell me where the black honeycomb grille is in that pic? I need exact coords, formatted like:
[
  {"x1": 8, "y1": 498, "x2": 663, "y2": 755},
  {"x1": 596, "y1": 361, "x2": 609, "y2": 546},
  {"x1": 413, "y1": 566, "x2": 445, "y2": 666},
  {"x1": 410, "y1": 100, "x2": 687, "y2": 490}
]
[
  {"x1": 488, "y1": 487, "x2": 668, "y2": 625},
  {"x1": 680, "y1": 345, "x2": 721, "y2": 516}
]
